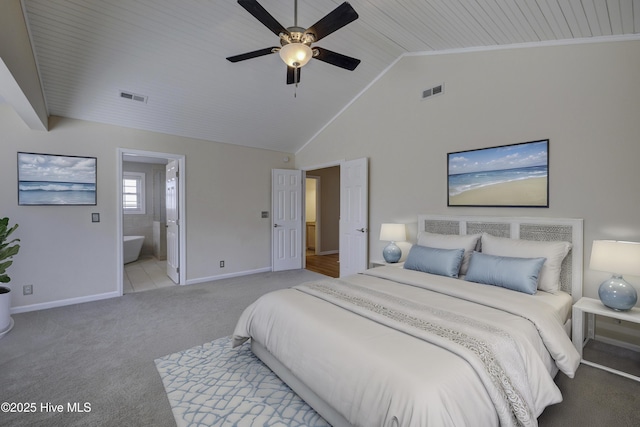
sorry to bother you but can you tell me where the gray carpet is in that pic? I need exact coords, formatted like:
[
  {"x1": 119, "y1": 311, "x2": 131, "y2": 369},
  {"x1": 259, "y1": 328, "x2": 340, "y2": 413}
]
[{"x1": 1, "y1": 269, "x2": 639, "y2": 427}]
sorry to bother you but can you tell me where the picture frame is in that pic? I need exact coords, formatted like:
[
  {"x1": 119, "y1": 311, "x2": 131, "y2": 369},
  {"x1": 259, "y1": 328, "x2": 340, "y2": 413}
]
[
  {"x1": 447, "y1": 139, "x2": 549, "y2": 207},
  {"x1": 18, "y1": 152, "x2": 97, "y2": 206}
]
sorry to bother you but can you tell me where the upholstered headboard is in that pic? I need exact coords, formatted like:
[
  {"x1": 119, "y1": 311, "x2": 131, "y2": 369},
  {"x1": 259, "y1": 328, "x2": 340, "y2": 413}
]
[{"x1": 417, "y1": 215, "x2": 583, "y2": 301}]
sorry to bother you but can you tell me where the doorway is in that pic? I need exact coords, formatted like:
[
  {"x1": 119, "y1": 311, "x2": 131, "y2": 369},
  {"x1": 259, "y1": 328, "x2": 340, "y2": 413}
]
[
  {"x1": 116, "y1": 149, "x2": 186, "y2": 295},
  {"x1": 304, "y1": 166, "x2": 340, "y2": 278},
  {"x1": 271, "y1": 157, "x2": 368, "y2": 277}
]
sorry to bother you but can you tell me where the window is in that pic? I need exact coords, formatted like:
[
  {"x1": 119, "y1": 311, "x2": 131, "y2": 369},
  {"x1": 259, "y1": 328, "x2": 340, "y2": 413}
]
[{"x1": 123, "y1": 172, "x2": 145, "y2": 214}]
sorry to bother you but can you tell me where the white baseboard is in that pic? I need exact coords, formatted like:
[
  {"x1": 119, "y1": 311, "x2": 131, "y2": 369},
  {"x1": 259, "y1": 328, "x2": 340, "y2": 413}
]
[
  {"x1": 594, "y1": 320, "x2": 640, "y2": 352},
  {"x1": 185, "y1": 267, "x2": 272, "y2": 286},
  {"x1": 593, "y1": 334, "x2": 640, "y2": 353},
  {"x1": 11, "y1": 291, "x2": 121, "y2": 314},
  {"x1": 317, "y1": 250, "x2": 338, "y2": 256},
  {"x1": 10, "y1": 267, "x2": 273, "y2": 314}
]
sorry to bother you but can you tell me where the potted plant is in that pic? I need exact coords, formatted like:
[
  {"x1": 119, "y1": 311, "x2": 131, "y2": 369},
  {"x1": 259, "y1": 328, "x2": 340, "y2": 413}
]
[{"x1": 0, "y1": 217, "x2": 20, "y2": 337}]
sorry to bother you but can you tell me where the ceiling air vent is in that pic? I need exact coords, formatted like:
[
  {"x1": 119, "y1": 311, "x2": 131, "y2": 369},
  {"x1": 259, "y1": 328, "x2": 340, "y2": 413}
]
[
  {"x1": 421, "y1": 83, "x2": 444, "y2": 100},
  {"x1": 119, "y1": 90, "x2": 148, "y2": 104}
]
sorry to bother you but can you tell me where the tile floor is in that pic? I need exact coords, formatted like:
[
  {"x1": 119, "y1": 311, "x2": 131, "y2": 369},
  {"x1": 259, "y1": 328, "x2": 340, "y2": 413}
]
[{"x1": 123, "y1": 255, "x2": 176, "y2": 294}]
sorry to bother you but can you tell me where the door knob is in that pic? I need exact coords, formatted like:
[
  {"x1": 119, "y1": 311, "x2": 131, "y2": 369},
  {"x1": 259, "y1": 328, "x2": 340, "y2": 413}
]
[
  {"x1": 274, "y1": 224, "x2": 282, "y2": 228},
  {"x1": 356, "y1": 228, "x2": 367, "y2": 233}
]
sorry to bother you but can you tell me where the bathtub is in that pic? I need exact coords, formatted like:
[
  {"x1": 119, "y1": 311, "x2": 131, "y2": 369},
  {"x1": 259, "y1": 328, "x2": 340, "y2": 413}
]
[{"x1": 123, "y1": 235, "x2": 145, "y2": 264}]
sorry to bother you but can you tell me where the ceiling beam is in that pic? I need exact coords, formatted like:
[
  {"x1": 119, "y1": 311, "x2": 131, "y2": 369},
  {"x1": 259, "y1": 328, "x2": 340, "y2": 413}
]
[{"x1": 0, "y1": 0, "x2": 48, "y2": 131}]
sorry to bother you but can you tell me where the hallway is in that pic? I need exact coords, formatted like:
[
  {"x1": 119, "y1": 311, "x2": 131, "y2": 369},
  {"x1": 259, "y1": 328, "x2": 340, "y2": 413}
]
[{"x1": 305, "y1": 252, "x2": 339, "y2": 278}]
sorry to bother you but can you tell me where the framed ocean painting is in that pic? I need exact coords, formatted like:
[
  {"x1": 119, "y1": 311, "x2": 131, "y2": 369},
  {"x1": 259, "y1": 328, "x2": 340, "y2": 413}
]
[
  {"x1": 447, "y1": 139, "x2": 549, "y2": 207},
  {"x1": 18, "y1": 152, "x2": 97, "y2": 206}
]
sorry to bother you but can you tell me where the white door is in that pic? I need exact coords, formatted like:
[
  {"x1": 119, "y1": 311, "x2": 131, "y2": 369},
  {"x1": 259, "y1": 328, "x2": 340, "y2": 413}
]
[
  {"x1": 272, "y1": 169, "x2": 303, "y2": 271},
  {"x1": 339, "y1": 158, "x2": 368, "y2": 277},
  {"x1": 166, "y1": 160, "x2": 180, "y2": 283}
]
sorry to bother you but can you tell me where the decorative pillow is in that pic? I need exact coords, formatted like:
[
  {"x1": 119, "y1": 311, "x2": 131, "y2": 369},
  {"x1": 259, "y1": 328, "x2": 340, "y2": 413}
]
[
  {"x1": 404, "y1": 245, "x2": 465, "y2": 278},
  {"x1": 417, "y1": 232, "x2": 481, "y2": 275},
  {"x1": 480, "y1": 233, "x2": 572, "y2": 293},
  {"x1": 465, "y1": 252, "x2": 546, "y2": 295}
]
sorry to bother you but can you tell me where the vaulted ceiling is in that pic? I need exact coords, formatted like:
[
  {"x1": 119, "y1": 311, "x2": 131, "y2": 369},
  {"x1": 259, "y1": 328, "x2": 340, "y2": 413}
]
[{"x1": 19, "y1": 0, "x2": 640, "y2": 153}]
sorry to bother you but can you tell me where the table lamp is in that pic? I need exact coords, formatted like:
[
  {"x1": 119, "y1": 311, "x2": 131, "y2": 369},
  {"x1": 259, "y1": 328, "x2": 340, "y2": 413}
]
[
  {"x1": 590, "y1": 240, "x2": 640, "y2": 311},
  {"x1": 380, "y1": 223, "x2": 406, "y2": 263}
]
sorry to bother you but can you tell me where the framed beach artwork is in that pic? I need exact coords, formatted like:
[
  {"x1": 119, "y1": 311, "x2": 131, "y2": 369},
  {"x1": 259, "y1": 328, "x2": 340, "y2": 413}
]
[
  {"x1": 18, "y1": 152, "x2": 97, "y2": 206},
  {"x1": 447, "y1": 139, "x2": 549, "y2": 207}
]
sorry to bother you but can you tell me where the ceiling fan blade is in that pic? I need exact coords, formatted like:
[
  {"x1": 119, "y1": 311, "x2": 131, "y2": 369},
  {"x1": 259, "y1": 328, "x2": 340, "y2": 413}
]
[
  {"x1": 305, "y1": 2, "x2": 358, "y2": 42},
  {"x1": 238, "y1": 0, "x2": 289, "y2": 37},
  {"x1": 226, "y1": 47, "x2": 278, "y2": 63},
  {"x1": 286, "y1": 66, "x2": 301, "y2": 85},
  {"x1": 313, "y1": 47, "x2": 360, "y2": 71}
]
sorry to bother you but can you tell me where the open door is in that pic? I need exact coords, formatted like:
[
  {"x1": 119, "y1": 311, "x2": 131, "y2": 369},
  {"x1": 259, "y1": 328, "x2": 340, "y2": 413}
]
[
  {"x1": 166, "y1": 159, "x2": 179, "y2": 283},
  {"x1": 339, "y1": 158, "x2": 368, "y2": 277},
  {"x1": 271, "y1": 160, "x2": 368, "y2": 276},
  {"x1": 272, "y1": 169, "x2": 303, "y2": 271}
]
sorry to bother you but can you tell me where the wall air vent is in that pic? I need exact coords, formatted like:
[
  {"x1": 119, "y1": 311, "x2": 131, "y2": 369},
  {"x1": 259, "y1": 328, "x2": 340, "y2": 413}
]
[
  {"x1": 421, "y1": 83, "x2": 444, "y2": 100},
  {"x1": 119, "y1": 90, "x2": 148, "y2": 104}
]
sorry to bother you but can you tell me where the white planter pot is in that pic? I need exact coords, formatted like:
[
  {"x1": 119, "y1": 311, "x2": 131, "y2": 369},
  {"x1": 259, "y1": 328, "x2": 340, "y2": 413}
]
[{"x1": 0, "y1": 286, "x2": 13, "y2": 337}]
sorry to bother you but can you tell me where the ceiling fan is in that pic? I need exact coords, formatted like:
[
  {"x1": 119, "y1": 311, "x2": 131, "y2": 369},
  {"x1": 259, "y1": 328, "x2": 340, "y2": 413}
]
[{"x1": 226, "y1": 0, "x2": 361, "y2": 86}]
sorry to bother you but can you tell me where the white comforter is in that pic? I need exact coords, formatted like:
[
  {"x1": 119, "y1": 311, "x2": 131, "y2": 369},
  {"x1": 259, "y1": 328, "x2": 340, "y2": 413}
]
[{"x1": 233, "y1": 267, "x2": 580, "y2": 427}]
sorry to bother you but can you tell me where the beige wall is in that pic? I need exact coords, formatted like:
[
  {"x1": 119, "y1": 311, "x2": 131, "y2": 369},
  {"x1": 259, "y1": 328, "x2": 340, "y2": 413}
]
[
  {"x1": 307, "y1": 166, "x2": 340, "y2": 253},
  {"x1": 296, "y1": 40, "x2": 640, "y2": 305},
  {"x1": 305, "y1": 178, "x2": 317, "y2": 223},
  {"x1": 1, "y1": 108, "x2": 292, "y2": 310}
]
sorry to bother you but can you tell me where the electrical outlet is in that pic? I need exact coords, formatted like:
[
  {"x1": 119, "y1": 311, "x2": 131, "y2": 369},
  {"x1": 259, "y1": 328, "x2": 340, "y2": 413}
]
[
  {"x1": 220, "y1": 260, "x2": 225, "y2": 268},
  {"x1": 23, "y1": 285, "x2": 33, "y2": 295}
]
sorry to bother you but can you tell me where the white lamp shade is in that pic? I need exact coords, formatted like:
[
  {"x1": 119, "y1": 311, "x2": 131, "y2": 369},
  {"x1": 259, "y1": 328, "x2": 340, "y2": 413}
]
[
  {"x1": 380, "y1": 223, "x2": 406, "y2": 242},
  {"x1": 590, "y1": 240, "x2": 640, "y2": 276},
  {"x1": 279, "y1": 43, "x2": 312, "y2": 67}
]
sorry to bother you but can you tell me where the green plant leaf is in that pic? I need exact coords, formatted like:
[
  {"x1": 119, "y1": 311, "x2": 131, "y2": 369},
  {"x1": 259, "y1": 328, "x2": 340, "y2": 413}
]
[
  {"x1": 0, "y1": 217, "x2": 20, "y2": 283},
  {"x1": 0, "y1": 244, "x2": 20, "y2": 259}
]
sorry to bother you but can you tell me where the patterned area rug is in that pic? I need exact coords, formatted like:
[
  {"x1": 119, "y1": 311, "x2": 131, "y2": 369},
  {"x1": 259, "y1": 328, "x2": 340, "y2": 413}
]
[{"x1": 155, "y1": 336, "x2": 330, "y2": 427}]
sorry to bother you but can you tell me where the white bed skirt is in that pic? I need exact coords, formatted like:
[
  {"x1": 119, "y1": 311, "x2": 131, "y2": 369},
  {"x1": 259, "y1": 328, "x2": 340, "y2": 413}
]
[{"x1": 251, "y1": 340, "x2": 355, "y2": 427}]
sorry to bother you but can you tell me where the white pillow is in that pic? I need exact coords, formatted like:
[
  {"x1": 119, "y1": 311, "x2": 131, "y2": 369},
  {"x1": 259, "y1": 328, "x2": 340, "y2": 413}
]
[
  {"x1": 417, "y1": 232, "x2": 481, "y2": 275},
  {"x1": 480, "y1": 233, "x2": 572, "y2": 293}
]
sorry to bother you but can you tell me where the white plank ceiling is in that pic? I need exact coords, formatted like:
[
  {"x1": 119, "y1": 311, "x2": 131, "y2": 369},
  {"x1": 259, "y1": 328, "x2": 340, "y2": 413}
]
[{"x1": 21, "y1": 0, "x2": 640, "y2": 153}]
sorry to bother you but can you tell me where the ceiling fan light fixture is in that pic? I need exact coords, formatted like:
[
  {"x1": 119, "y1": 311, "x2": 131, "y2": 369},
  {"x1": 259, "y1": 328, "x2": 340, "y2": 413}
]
[{"x1": 279, "y1": 42, "x2": 312, "y2": 67}]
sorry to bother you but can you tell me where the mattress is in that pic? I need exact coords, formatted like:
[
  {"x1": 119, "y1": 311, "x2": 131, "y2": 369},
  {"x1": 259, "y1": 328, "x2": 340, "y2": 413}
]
[{"x1": 233, "y1": 266, "x2": 580, "y2": 427}]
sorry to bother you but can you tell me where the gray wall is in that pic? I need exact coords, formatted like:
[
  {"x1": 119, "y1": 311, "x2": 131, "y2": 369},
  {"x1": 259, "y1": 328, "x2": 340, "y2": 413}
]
[
  {"x1": 296, "y1": 40, "x2": 640, "y2": 309},
  {"x1": 1, "y1": 110, "x2": 292, "y2": 310},
  {"x1": 307, "y1": 166, "x2": 340, "y2": 253}
]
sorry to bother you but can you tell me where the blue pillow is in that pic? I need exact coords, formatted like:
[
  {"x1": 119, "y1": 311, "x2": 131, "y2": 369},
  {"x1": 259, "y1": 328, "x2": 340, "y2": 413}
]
[
  {"x1": 404, "y1": 245, "x2": 465, "y2": 278},
  {"x1": 465, "y1": 252, "x2": 546, "y2": 295}
]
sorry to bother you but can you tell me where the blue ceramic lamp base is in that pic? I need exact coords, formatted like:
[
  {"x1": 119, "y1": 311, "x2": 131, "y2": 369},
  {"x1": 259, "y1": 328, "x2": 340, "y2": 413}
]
[
  {"x1": 598, "y1": 275, "x2": 638, "y2": 311},
  {"x1": 383, "y1": 242, "x2": 401, "y2": 263}
]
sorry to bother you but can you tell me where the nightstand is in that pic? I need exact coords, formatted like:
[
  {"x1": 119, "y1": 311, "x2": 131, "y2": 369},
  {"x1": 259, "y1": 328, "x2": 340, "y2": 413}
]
[
  {"x1": 370, "y1": 260, "x2": 404, "y2": 268},
  {"x1": 572, "y1": 297, "x2": 640, "y2": 382}
]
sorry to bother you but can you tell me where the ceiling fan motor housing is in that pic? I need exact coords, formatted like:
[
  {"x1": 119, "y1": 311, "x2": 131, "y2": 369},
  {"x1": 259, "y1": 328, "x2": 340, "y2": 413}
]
[{"x1": 280, "y1": 27, "x2": 315, "y2": 47}]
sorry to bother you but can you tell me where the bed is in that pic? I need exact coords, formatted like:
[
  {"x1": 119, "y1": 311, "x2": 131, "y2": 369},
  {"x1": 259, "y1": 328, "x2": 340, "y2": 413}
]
[{"x1": 233, "y1": 215, "x2": 583, "y2": 427}]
